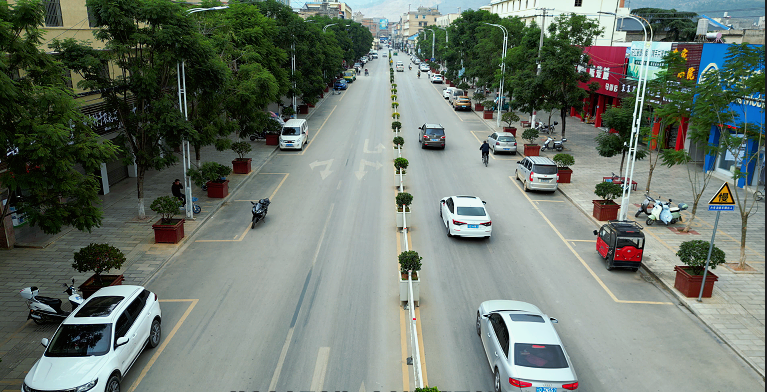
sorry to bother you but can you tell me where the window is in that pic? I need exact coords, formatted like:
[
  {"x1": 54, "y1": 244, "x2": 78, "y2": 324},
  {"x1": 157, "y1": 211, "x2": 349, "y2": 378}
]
[
  {"x1": 446, "y1": 198, "x2": 454, "y2": 213},
  {"x1": 87, "y1": 5, "x2": 98, "y2": 27},
  {"x1": 514, "y1": 343, "x2": 568, "y2": 368},
  {"x1": 43, "y1": 0, "x2": 63, "y2": 27},
  {"x1": 489, "y1": 314, "x2": 509, "y2": 356},
  {"x1": 75, "y1": 296, "x2": 124, "y2": 318},
  {"x1": 532, "y1": 164, "x2": 558, "y2": 175},
  {"x1": 456, "y1": 206, "x2": 486, "y2": 216},
  {"x1": 45, "y1": 324, "x2": 112, "y2": 357},
  {"x1": 509, "y1": 313, "x2": 544, "y2": 322},
  {"x1": 115, "y1": 313, "x2": 132, "y2": 340},
  {"x1": 574, "y1": 0, "x2": 583, "y2": 6}
]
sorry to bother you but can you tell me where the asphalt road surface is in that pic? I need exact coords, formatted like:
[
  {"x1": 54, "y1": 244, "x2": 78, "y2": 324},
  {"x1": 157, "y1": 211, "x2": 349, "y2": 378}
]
[{"x1": 121, "y1": 56, "x2": 764, "y2": 392}]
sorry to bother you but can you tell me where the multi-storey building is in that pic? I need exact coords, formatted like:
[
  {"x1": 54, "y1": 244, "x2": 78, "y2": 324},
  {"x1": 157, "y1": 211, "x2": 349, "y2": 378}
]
[
  {"x1": 398, "y1": 6, "x2": 441, "y2": 52},
  {"x1": 298, "y1": 0, "x2": 352, "y2": 19}
]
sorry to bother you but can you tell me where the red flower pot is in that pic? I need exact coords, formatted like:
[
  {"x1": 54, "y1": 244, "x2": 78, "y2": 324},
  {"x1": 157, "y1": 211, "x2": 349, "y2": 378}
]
[
  {"x1": 152, "y1": 218, "x2": 185, "y2": 244},
  {"x1": 206, "y1": 180, "x2": 229, "y2": 198},
  {"x1": 557, "y1": 168, "x2": 572, "y2": 183},
  {"x1": 232, "y1": 158, "x2": 252, "y2": 174},
  {"x1": 523, "y1": 144, "x2": 540, "y2": 156},
  {"x1": 324, "y1": 86, "x2": 329, "y2": 93},
  {"x1": 592, "y1": 200, "x2": 620, "y2": 221},
  {"x1": 474, "y1": 104, "x2": 484, "y2": 112},
  {"x1": 79, "y1": 274, "x2": 125, "y2": 299},
  {"x1": 503, "y1": 127, "x2": 517, "y2": 136},
  {"x1": 674, "y1": 266, "x2": 718, "y2": 298},
  {"x1": 483, "y1": 110, "x2": 494, "y2": 119},
  {"x1": 298, "y1": 104, "x2": 309, "y2": 114},
  {"x1": 265, "y1": 134, "x2": 279, "y2": 146}
]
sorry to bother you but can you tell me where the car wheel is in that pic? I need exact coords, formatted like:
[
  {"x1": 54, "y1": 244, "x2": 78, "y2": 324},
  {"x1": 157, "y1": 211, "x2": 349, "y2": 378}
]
[
  {"x1": 476, "y1": 311, "x2": 481, "y2": 336},
  {"x1": 524, "y1": 179, "x2": 530, "y2": 192},
  {"x1": 492, "y1": 146, "x2": 496, "y2": 155},
  {"x1": 148, "y1": 318, "x2": 161, "y2": 348},
  {"x1": 494, "y1": 368, "x2": 501, "y2": 392},
  {"x1": 606, "y1": 253, "x2": 615, "y2": 271},
  {"x1": 630, "y1": 267, "x2": 639, "y2": 272},
  {"x1": 446, "y1": 222, "x2": 453, "y2": 237},
  {"x1": 515, "y1": 170, "x2": 520, "y2": 181},
  {"x1": 106, "y1": 374, "x2": 121, "y2": 392}
]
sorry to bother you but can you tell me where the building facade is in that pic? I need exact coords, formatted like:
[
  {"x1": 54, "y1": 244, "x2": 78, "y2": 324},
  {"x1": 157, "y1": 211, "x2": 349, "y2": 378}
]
[
  {"x1": 298, "y1": 1, "x2": 352, "y2": 19},
  {"x1": 436, "y1": 13, "x2": 460, "y2": 28},
  {"x1": 399, "y1": 6, "x2": 441, "y2": 53}
]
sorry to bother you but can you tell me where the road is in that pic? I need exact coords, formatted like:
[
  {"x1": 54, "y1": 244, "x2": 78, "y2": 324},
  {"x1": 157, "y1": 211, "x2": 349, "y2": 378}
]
[{"x1": 122, "y1": 54, "x2": 764, "y2": 392}]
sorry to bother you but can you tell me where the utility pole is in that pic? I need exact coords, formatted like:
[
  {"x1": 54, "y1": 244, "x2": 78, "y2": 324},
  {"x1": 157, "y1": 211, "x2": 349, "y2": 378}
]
[{"x1": 531, "y1": 8, "x2": 552, "y2": 126}]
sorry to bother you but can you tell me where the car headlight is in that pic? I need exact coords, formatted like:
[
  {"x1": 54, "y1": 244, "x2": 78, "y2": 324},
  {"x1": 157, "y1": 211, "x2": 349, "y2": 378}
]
[{"x1": 76, "y1": 379, "x2": 99, "y2": 391}]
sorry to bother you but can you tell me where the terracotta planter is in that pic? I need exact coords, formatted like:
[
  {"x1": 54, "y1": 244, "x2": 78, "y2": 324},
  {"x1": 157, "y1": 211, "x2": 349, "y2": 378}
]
[
  {"x1": 674, "y1": 266, "x2": 718, "y2": 298},
  {"x1": 592, "y1": 200, "x2": 620, "y2": 221},
  {"x1": 152, "y1": 218, "x2": 185, "y2": 244},
  {"x1": 79, "y1": 274, "x2": 125, "y2": 299},
  {"x1": 308, "y1": 102, "x2": 315, "y2": 107},
  {"x1": 265, "y1": 134, "x2": 279, "y2": 146},
  {"x1": 324, "y1": 86, "x2": 329, "y2": 93},
  {"x1": 503, "y1": 127, "x2": 517, "y2": 136},
  {"x1": 523, "y1": 144, "x2": 540, "y2": 156},
  {"x1": 449, "y1": 82, "x2": 455, "y2": 87},
  {"x1": 298, "y1": 104, "x2": 309, "y2": 114},
  {"x1": 474, "y1": 104, "x2": 484, "y2": 112},
  {"x1": 206, "y1": 180, "x2": 229, "y2": 198},
  {"x1": 557, "y1": 168, "x2": 572, "y2": 183},
  {"x1": 232, "y1": 158, "x2": 252, "y2": 174},
  {"x1": 483, "y1": 110, "x2": 494, "y2": 119}
]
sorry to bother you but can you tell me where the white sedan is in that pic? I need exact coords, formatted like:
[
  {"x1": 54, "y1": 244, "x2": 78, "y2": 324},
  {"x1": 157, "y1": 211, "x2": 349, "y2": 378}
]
[
  {"x1": 419, "y1": 63, "x2": 430, "y2": 72},
  {"x1": 440, "y1": 195, "x2": 492, "y2": 238},
  {"x1": 431, "y1": 74, "x2": 444, "y2": 84}
]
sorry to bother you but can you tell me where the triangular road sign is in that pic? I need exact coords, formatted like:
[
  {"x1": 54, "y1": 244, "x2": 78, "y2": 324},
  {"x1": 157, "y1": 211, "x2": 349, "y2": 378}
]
[{"x1": 709, "y1": 182, "x2": 736, "y2": 205}]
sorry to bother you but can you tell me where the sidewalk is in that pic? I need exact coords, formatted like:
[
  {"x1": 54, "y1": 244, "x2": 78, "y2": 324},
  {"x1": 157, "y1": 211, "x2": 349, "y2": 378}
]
[
  {"x1": 0, "y1": 95, "x2": 331, "y2": 390},
  {"x1": 472, "y1": 104, "x2": 765, "y2": 379}
]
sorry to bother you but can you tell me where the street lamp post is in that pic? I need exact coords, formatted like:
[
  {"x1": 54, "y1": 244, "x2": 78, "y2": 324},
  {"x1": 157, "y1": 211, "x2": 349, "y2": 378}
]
[
  {"x1": 484, "y1": 23, "x2": 508, "y2": 128},
  {"x1": 599, "y1": 12, "x2": 653, "y2": 220}
]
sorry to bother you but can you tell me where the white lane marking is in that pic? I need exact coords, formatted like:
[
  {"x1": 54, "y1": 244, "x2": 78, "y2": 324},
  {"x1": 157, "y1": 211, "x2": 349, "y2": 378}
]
[
  {"x1": 269, "y1": 327, "x2": 294, "y2": 391},
  {"x1": 309, "y1": 159, "x2": 334, "y2": 179},
  {"x1": 309, "y1": 347, "x2": 330, "y2": 392}
]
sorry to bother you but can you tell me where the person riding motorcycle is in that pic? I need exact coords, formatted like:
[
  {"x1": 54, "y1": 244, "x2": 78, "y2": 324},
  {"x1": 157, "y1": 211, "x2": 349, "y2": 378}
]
[
  {"x1": 364, "y1": 68, "x2": 369, "y2": 76},
  {"x1": 417, "y1": 70, "x2": 421, "y2": 78},
  {"x1": 409, "y1": 64, "x2": 412, "y2": 70},
  {"x1": 479, "y1": 141, "x2": 490, "y2": 161}
]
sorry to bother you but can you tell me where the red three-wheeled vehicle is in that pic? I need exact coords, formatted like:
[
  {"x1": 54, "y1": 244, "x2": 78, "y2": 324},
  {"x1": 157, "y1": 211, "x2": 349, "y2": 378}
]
[{"x1": 593, "y1": 220, "x2": 645, "y2": 272}]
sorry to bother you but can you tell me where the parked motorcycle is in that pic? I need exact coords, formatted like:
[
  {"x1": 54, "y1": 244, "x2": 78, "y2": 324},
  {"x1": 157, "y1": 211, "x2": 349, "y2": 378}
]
[
  {"x1": 635, "y1": 194, "x2": 657, "y2": 218},
  {"x1": 646, "y1": 198, "x2": 688, "y2": 226},
  {"x1": 540, "y1": 136, "x2": 567, "y2": 152},
  {"x1": 535, "y1": 121, "x2": 558, "y2": 134},
  {"x1": 251, "y1": 198, "x2": 271, "y2": 228},
  {"x1": 19, "y1": 279, "x2": 83, "y2": 324}
]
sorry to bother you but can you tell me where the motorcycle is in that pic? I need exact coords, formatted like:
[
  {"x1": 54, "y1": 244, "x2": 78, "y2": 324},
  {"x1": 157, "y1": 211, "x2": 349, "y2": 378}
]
[
  {"x1": 540, "y1": 136, "x2": 567, "y2": 152},
  {"x1": 251, "y1": 198, "x2": 271, "y2": 228},
  {"x1": 535, "y1": 121, "x2": 558, "y2": 134},
  {"x1": 20, "y1": 279, "x2": 83, "y2": 324},
  {"x1": 646, "y1": 198, "x2": 688, "y2": 226},
  {"x1": 634, "y1": 194, "x2": 657, "y2": 218},
  {"x1": 365, "y1": 69, "x2": 369, "y2": 76}
]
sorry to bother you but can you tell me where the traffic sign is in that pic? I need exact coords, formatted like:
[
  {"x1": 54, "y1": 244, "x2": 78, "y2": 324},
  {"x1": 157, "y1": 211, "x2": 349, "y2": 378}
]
[
  {"x1": 709, "y1": 182, "x2": 735, "y2": 205},
  {"x1": 709, "y1": 205, "x2": 734, "y2": 211}
]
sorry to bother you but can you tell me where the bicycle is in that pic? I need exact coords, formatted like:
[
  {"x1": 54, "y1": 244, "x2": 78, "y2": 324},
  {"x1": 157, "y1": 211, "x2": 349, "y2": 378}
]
[{"x1": 482, "y1": 152, "x2": 489, "y2": 167}]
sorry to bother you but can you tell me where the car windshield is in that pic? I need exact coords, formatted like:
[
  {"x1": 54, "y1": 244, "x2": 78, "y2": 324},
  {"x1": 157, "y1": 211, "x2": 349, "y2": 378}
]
[
  {"x1": 344, "y1": 71, "x2": 353, "y2": 76},
  {"x1": 282, "y1": 127, "x2": 300, "y2": 136},
  {"x1": 617, "y1": 236, "x2": 644, "y2": 249},
  {"x1": 426, "y1": 128, "x2": 444, "y2": 136},
  {"x1": 45, "y1": 324, "x2": 112, "y2": 357},
  {"x1": 514, "y1": 343, "x2": 568, "y2": 369},
  {"x1": 533, "y1": 164, "x2": 558, "y2": 175},
  {"x1": 456, "y1": 206, "x2": 486, "y2": 216},
  {"x1": 498, "y1": 136, "x2": 516, "y2": 142},
  {"x1": 458, "y1": 98, "x2": 470, "y2": 103}
]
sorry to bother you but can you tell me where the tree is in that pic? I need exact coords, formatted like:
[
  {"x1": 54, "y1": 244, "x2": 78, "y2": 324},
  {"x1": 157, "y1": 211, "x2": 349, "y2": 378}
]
[
  {"x1": 0, "y1": 0, "x2": 119, "y2": 240},
  {"x1": 508, "y1": 21, "x2": 545, "y2": 120},
  {"x1": 53, "y1": 0, "x2": 227, "y2": 220},
  {"x1": 539, "y1": 14, "x2": 603, "y2": 138},
  {"x1": 632, "y1": 8, "x2": 698, "y2": 42},
  {"x1": 598, "y1": 96, "x2": 648, "y2": 176}
]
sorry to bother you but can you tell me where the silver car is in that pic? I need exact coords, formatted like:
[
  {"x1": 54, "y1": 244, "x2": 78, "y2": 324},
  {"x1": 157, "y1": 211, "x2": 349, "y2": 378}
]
[
  {"x1": 515, "y1": 156, "x2": 558, "y2": 192},
  {"x1": 477, "y1": 300, "x2": 578, "y2": 392},
  {"x1": 487, "y1": 132, "x2": 518, "y2": 155}
]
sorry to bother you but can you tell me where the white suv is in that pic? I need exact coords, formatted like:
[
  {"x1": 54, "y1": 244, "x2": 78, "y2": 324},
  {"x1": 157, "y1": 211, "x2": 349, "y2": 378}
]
[{"x1": 24, "y1": 285, "x2": 162, "y2": 392}]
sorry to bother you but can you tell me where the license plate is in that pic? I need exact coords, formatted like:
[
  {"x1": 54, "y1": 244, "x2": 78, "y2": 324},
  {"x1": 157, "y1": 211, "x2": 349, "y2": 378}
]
[
  {"x1": 536, "y1": 388, "x2": 556, "y2": 392},
  {"x1": 503, "y1": 148, "x2": 510, "y2": 150},
  {"x1": 286, "y1": 144, "x2": 293, "y2": 147},
  {"x1": 468, "y1": 224, "x2": 479, "y2": 229},
  {"x1": 431, "y1": 139, "x2": 439, "y2": 142},
  {"x1": 541, "y1": 178, "x2": 551, "y2": 182}
]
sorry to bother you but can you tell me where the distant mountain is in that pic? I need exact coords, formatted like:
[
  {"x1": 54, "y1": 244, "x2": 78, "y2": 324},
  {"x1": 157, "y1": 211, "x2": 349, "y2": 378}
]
[
  {"x1": 338, "y1": 0, "x2": 490, "y2": 22},
  {"x1": 626, "y1": 0, "x2": 764, "y2": 19}
]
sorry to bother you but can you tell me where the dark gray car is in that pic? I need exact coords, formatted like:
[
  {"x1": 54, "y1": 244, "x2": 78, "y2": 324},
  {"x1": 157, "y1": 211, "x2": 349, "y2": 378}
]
[{"x1": 419, "y1": 123, "x2": 445, "y2": 149}]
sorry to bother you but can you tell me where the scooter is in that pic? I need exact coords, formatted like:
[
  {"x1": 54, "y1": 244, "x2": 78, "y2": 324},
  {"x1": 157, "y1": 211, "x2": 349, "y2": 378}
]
[
  {"x1": 535, "y1": 121, "x2": 558, "y2": 134},
  {"x1": 251, "y1": 198, "x2": 271, "y2": 228},
  {"x1": 646, "y1": 198, "x2": 688, "y2": 226},
  {"x1": 540, "y1": 136, "x2": 567, "y2": 152},
  {"x1": 634, "y1": 194, "x2": 657, "y2": 218},
  {"x1": 20, "y1": 280, "x2": 83, "y2": 325}
]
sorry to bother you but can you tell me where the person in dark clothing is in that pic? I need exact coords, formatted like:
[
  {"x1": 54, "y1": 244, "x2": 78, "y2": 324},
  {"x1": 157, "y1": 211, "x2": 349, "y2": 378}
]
[
  {"x1": 479, "y1": 141, "x2": 491, "y2": 160},
  {"x1": 172, "y1": 179, "x2": 185, "y2": 205}
]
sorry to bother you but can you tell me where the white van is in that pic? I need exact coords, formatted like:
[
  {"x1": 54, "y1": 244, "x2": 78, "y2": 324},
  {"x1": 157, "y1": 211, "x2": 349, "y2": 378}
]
[
  {"x1": 448, "y1": 89, "x2": 466, "y2": 105},
  {"x1": 396, "y1": 61, "x2": 404, "y2": 72},
  {"x1": 280, "y1": 119, "x2": 309, "y2": 151}
]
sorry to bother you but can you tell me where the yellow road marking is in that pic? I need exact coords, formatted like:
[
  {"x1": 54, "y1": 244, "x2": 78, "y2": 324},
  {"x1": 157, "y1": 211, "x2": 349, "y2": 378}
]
[
  {"x1": 509, "y1": 176, "x2": 672, "y2": 305},
  {"x1": 531, "y1": 200, "x2": 565, "y2": 202},
  {"x1": 269, "y1": 173, "x2": 289, "y2": 200},
  {"x1": 568, "y1": 239, "x2": 597, "y2": 242},
  {"x1": 128, "y1": 299, "x2": 199, "y2": 392}
]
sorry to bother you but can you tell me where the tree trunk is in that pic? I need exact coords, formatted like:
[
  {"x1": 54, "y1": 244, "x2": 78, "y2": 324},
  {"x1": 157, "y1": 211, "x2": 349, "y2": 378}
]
[
  {"x1": 682, "y1": 194, "x2": 702, "y2": 233},
  {"x1": 137, "y1": 165, "x2": 146, "y2": 219},
  {"x1": 739, "y1": 214, "x2": 748, "y2": 269},
  {"x1": 645, "y1": 163, "x2": 655, "y2": 192},
  {"x1": 559, "y1": 108, "x2": 567, "y2": 139}
]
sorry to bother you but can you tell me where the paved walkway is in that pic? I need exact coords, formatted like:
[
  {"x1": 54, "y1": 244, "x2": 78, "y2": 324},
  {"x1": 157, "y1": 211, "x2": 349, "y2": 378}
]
[
  {"x1": 0, "y1": 94, "x2": 331, "y2": 390},
  {"x1": 471, "y1": 103, "x2": 765, "y2": 379}
]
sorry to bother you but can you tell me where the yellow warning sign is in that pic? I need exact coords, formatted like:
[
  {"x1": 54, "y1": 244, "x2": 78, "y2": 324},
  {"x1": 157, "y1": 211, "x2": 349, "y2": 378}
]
[{"x1": 709, "y1": 182, "x2": 736, "y2": 205}]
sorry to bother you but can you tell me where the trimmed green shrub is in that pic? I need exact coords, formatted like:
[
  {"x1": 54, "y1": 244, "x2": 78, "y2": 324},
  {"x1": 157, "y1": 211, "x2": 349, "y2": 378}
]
[
  {"x1": 677, "y1": 240, "x2": 726, "y2": 275},
  {"x1": 398, "y1": 250, "x2": 422, "y2": 274},
  {"x1": 72, "y1": 243, "x2": 126, "y2": 282},
  {"x1": 150, "y1": 195, "x2": 182, "y2": 223}
]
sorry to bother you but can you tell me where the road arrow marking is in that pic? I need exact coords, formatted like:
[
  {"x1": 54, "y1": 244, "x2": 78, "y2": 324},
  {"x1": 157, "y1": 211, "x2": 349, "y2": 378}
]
[
  {"x1": 309, "y1": 159, "x2": 334, "y2": 179},
  {"x1": 354, "y1": 159, "x2": 383, "y2": 180},
  {"x1": 363, "y1": 139, "x2": 387, "y2": 153}
]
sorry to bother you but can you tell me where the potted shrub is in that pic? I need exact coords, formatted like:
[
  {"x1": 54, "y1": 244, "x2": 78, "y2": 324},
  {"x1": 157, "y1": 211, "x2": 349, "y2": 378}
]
[
  {"x1": 73, "y1": 243, "x2": 126, "y2": 299},
  {"x1": 391, "y1": 94, "x2": 397, "y2": 101},
  {"x1": 393, "y1": 136, "x2": 404, "y2": 147},
  {"x1": 188, "y1": 162, "x2": 232, "y2": 198},
  {"x1": 263, "y1": 116, "x2": 283, "y2": 146},
  {"x1": 674, "y1": 240, "x2": 725, "y2": 298},
  {"x1": 481, "y1": 100, "x2": 496, "y2": 119},
  {"x1": 392, "y1": 102, "x2": 399, "y2": 110},
  {"x1": 398, "y1": 250, "x2": 422, "y2": 305},
  {"x1": 472, "y1": 92, "x2": 485, "y2": 112},
  {"x1": 391, "y1": 121, "x2": 402, "y2": 132},
  {"x1": 553, "y1": 153, "x2": 574, "y2": 183},
  {"x1": 392, "y1": 112, "x2": 400, "y2": 119},
  {"x1": 521, "y1": 128, "x2": 540, "y2": 156},
  {"x1": 149, "y1": 195, "x2": 185, "y2": 243},
  {"x1": 231, "y1": 141, "x2": 252, "y2": 174},
  {"x1": 281, "y1": 106, "x2": 295, "y2": 121},
  {"x1": 501, "y1": 111, "x2": 520, "y2": 135},
  {"x1": 394, "y1": 157, "x2": 409, "y2": 175},
  {"x1": 592, "y1": 181, "x2": 623, "y2": 221},
  {"x1": 396, "y1": 192, "x2": 413, "y2": 228}
]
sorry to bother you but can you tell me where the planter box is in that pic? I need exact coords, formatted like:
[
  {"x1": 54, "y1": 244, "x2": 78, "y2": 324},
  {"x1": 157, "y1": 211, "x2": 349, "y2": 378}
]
[
  {"x1": 206, "y1": 180, "x2": 229, "y2": 198},
  {"x1": 449, "y1": 82, "x2": 455, "y2": 87},
  {"x1": 503, "y1": 127, "x2": 517, "y2": 136},
  {"x1": 483, "y1": 110, "x2": 494, "y2": 119},
  {"x1": 399, "y1": 271, "x2": 420, "y2": 306},
  {"x1": 298, "y1": 104, "x2": 309, "y2": 114},
  {"x1": 79, "y1": 274, "x2": 124, "y2": 299},
  {"x1": 153, "y1": 218, "x2": 185, "y2": 244},
  {"x1": 232, "y1": 158, "x2": 252, "y2": 174},
  {"x1": 308, "y1": 102, "x2": 315, "y2": 107},
  {"x1": 396, "y1": 209, "x2": 411, "y2": 228},
  {"x1": 393, "y1": 146, "x2": 403, "y2": 159},
  {"x1": 674, "y1": 266, "x2": 718, "y2": 298},
  {"x1": 324, "y1": 86, "x2": 329, "y2": 93},
  {"x1": 557, "y1": 168, "x2": 572, "y2": 183},
  {"x1": 523, "y1": 144, "x2": 540, "y2": 156},
  {"x1": 265, "y1": 134, "x2": 279, "y2": 146},
  {"x1": 592, "y1": 200, "x2": 620, "y2": 221},
  {"x1": 474, "y1": 104, "x2": 484, "y2": 112}
]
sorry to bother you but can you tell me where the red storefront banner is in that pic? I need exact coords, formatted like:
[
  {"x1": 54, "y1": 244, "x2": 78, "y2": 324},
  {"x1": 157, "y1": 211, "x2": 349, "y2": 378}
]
[{"x1": 577, "y1": 46, "x2": 628, "y2": 98}]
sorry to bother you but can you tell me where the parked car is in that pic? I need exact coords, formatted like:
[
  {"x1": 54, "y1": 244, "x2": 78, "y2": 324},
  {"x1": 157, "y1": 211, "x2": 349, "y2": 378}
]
[
  {"x1": 476, "y1": 300, "x2": 578, "y2": 392},
  {"x1": 431, "y1": 74, "x2": 444, "y2": 84},
  {"x1": 343, "y1": 70, "x2": 356, "y2": 82},
  {"x1": 334, "y1": 79, "x2": 348, "y2": 90},
  {"x1": 452, "y1": 96, "x2": 472, "y2": 111},
  {"x1": 418, "y1": 123, "x2": 446, "y2": 149},
  {"x1": 279, "y1": 119, "x2": 309, "y2": 151},
  {"x1": 440, "y1": 195, "x2": 492, "y2": 238},
  {"x1": 487, "y1": 132, "x2": 518, "y2": 155},
  {"x1": 448, "y1": 89, "x2": 466, "y2": 105},
  {"x1": 443, "y1": 87, "x2": 456, "y2": 99},
  {"x1": 515, "y1": 156, "x2": 559, "y2": 192},
  {"x1": 23, "y1": 285, "x2": 162, "y2": 392},
  {"x1": 419, "y1": 63, "x2": 430, "y2": 72},
  {"x1": 594, "y1": 220, "x2": 645, "y2": 271}
]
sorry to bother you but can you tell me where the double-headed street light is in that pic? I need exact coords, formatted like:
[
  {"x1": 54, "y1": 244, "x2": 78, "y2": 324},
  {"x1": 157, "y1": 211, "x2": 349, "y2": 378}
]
[{"x1": 484, "y1": 23, "x2": 508, "y2": 128}]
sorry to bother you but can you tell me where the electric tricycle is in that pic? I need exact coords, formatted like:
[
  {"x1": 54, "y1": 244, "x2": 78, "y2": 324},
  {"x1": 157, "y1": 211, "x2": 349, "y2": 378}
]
[{"x1": 593, "y1": 220, "x2": 645, "y2": 272}]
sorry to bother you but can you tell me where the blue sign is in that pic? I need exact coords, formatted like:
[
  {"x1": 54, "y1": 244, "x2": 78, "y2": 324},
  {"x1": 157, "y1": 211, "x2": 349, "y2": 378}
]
[
  {"x1": 379, "y1": 19, "x2": 388, "y2": 30},
  {"x1": 708, "y1": 205, "x2": 734, "y2": 211},
  {"x1": 431, "y1": 58, "x2": 435, "y2": 62}
]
